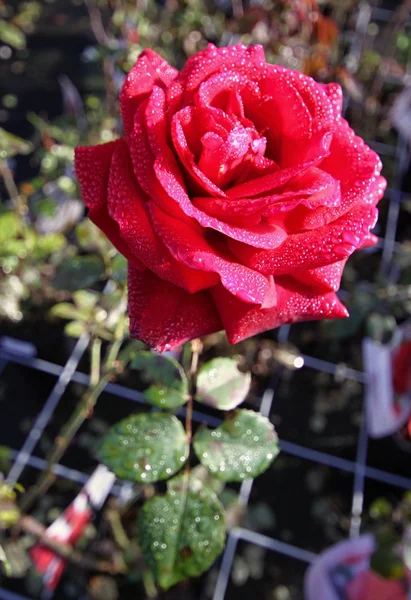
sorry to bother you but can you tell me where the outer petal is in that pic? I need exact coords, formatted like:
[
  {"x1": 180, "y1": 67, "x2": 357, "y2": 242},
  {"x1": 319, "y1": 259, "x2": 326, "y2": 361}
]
[
  {"x1": 228, "y1": 203, "x2": 378, "y2": 274},
  {"x1": 212, "y1": 276, "x2": 348, "y2": 344},
  {"x1": 291, "y1": 260, "x2": 347, "y2": 293},
  {"x1": 307, "y1": 118, "x2": 386, "y2": 229},
  {"x1": 74, "y1": 141, "x2": 144, "y2": 269},
  {"x1": 361, "y1": 233, "x2": 379, "y2": 249},
  {"x1": 107, "y1": 139, "x2": 217, "y2": 293},
  {"x1": 322, "y1": 82, "x2": 343, "y2": 120},
  {"x1": 149, "y1": 201, "x2": 273, "y2": 305},
  {"x1": 128, "y1": 266, "x2": 222, "y2": 351},
  {"x1": 129, "y1": 96, "x2": 191, "y2": 221},
  {"x1": 322, "y1": 118, "x2": 381, "y2": 185},
  {"x1": 294, "y1": 171, "x2": 385, "y2": 231},
  {"x1": 120, "y1": 49, "x2": 178, "y2": 135},
  {"x1": 142, "y1": 49, "x2": 179, "y2": 85}
]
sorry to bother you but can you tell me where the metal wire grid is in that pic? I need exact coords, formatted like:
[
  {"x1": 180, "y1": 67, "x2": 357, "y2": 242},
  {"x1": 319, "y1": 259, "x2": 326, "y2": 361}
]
[{"x1": 0, "y1": 4, "x2": 410, "y2": 599}]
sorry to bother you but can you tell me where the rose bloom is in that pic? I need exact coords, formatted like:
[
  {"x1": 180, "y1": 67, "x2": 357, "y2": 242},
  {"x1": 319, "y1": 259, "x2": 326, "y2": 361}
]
[{"x1": 75, "y1": 44, "x2": 386, "y2": 351}]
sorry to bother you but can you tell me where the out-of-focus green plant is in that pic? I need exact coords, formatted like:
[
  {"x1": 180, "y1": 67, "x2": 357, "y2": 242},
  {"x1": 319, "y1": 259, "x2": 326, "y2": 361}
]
[
  {"x1": 367, "y1": 493, "x2": 411, "y2": 582},
  {"x1": 0, "y1": 477, "x2": 22, "y2": 530},
  {"x1": 0, "y1": 208, "x2": 68, "y2": 321}
]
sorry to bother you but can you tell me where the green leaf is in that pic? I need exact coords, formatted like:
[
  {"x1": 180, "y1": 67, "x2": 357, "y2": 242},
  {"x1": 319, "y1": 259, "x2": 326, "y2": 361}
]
[
  {"x1": 138, "y1": 476, "x2": 225, "y2": 589},
  {"x1": 131, "y1": 352, "x2": 189, "y2": 409},
  {"x1": 0, "y1": 20, "x2": 26, "y2": 49},
  {"x1": 73, "y1": 290, "x2": 99, "y2": 311},
  {"x1": 33, "y1": 233, "x2": 66, "y2": 258},
  {"x1": 369, "y1": 498, "x2": 393, "y2": 520},
  {"x1": 110, "y1": 253, "x2": 128, "y2": 285},
  {"x1": 371, "y1": 530, "x2": 404, "y2": 579},
  {"x1": 92, "y1": 327, "x2": 114, "y2": 342},
  {"x1": 0, "y1": 446, "x2": 12, "y2": 474},
  {"x1": 366, "y1": 313, "x2": 397, "y2": 344},
  {"x1": 0, "y1": 255, "x2": 19, "y2": 273},
  {"x1": 52, "y1": 256, "x2": 105, "y2": 291},
  {"x1": 99, "y1": 289, "x2": 123, "y2": 313},
  {"x1": 64, "y1": 320, "x2": 87, "y2": 338},
  {"x1": 76, "y1": 220, "x2": 112, "y2": 254},
  {"x1": 50, "y1": 302, "x2": 83, "y2": 321},
  {"x1": 0, "y1": 128, "x2": 32, "y2": 158},
  {"x1": 322, "y1": 307, "x2": 365, "y2": 340},
  {"x1": 117, "y1": 340, "x2": 145, "y2": 364},
  {"x1": 27, "y1": 113, "x2": 69, "y2": 144},
  {"x1": 99, "y1": 412, "x2": 189, "y2": 483},
  {"x1": 190, "y1": 464, "x2": 225, "y2": 496},
  {"x1": 1, "y1": 240, "x2": 26, "y2": 260},
  {"x1": 32, "y1": 197, "x2": 57, "y2": 219},
  {"x1": 51, "y1": 293, "x2": 101, "y2": 324},
  {"x1": 193, "y1": 409, "x2": 279, "y2": 482},
  {"x1": 0, "y1": 212, "x2": 20, "y2": 244},
  {"x1": 196, "y1": 358, "x2": 251, "y2": 410}
]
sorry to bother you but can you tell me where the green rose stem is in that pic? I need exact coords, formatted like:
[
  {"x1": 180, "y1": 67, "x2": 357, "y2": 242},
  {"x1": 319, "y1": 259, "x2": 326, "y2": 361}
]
[
  {"x1": 185, "y1": 338, "x2": 202, "y2": 445},
  {"x1": 180, "y1": 338, "x2": 202, "y2": 506},
  {"x1": 19, "y1": 309, "x2": 129, "y2": 515}
]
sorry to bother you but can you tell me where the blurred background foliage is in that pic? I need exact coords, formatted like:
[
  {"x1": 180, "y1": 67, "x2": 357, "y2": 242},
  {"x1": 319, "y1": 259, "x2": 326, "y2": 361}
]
[{"x1": 1, "y1": 0, "x2": 411, "y2": 599}]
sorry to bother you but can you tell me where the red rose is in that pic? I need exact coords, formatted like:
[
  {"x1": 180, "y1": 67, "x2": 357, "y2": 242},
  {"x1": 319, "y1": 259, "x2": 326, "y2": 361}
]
[{"x1": 75, "y1": 44, "x2": 385, "y2": 351}]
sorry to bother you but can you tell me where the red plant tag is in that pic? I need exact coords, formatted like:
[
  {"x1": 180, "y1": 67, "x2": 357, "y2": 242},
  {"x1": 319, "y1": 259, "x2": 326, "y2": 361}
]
[
  {"x1": 363, "y1": 322, "x2": 411, "y2": 439},
  {"x1": 30, "y1": 465, "x2": 115, "y2": 591}
]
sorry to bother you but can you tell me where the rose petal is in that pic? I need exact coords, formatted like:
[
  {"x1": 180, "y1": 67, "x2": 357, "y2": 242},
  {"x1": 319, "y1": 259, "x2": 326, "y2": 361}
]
[
  {"x1": 120, "y1": 50, "x2": 178, "y2": 135},
  {"x1": 74, "y1": 141, "x2": 144, "y2": 269},
  {"x1": 361, "y1": 233, "x2": 379, "y2": 249},
  {"x1": 243, "y1": 66, "x2": 335, "y2": 167},
  {"x1": 172, "y1": 103, "x2": 275, "y2": 192},
  {"x1": 171, "y1": 106, "x2": 228, "y2": 196},
  {"x1": 195, "y1": 69, "x2": 259, "y2": 112},
  {"x1": 129, "y1": 97, "x2": 190, "y2": 221},
  {"x1": 225, "y1": 155, "x2": 326, "y2": 199},
  {"x1": 107, "y1": 139, "x2": 217, "y2": 293},
  {"x1": 282, "y1": 178, "x2": 341, "y2": 231},
  {"x1": 323, "y1": 119, "x2": 382, "y2": 185},
  {"x1": 128, "y1": 266, "x2": 222, "y2": 351},
  {"x1": 167, "y1": 43, "x2": 266, "y2": 114},
  {"x1": 194, "y1": 168, "x2": 340, "y2": 228},
  {"x1": 154, "y1": 152, "x2": 288, "y2": 248},
  {"x1": 143, "y1": 48, "x2": 179, "y2": 86},
  {"x1": 228, "y1": 203, "x2": 378, "y2": 274},
  {"x1": 212, "y1": 276, "x2": 348, "y2": 343},
  {"x1": 322, "y1": 82, "x2": 343, "y2": 120},
  {"x1": 174, "y1": 104, "x2": 233, "y2": 159},
  {"x1": 291, "y1": 260, "x2": 347, "y2": 292},
  {"x1": 307, "y1": 118, "x2": 386, "y2": 224},
  {"x1": 149, "y1": 201, "x2": 272, "y2": 304}
]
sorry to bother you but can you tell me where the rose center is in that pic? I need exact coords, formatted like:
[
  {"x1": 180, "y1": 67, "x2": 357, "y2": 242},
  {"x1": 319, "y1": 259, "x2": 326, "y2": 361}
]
[{"x1": 197, "y1": 121, "x2": 267, "y2": 190}]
